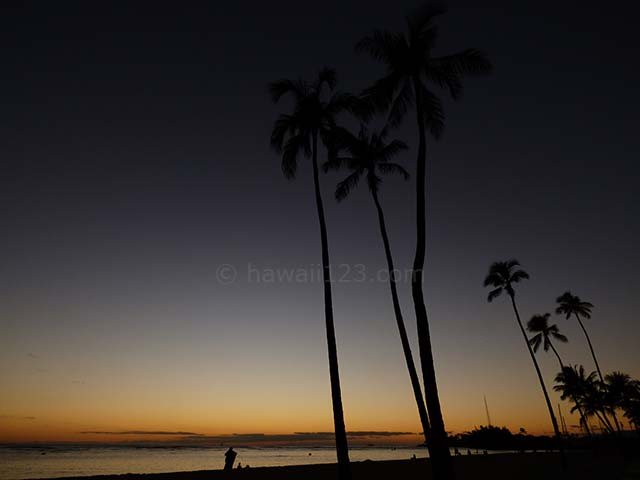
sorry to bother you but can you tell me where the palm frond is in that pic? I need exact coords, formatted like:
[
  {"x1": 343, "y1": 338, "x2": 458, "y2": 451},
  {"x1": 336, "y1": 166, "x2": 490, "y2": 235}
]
[
  {"x1": 527, "y1": 314, "x2": 549, "y2": 334},
  {"x1": 269, "y1": 78, "x2": 307, "y2": 103},
  {"x1": 323, "y1": 156, "x2": 353, "y2": 173},
  {"x1": 362, "y1": 72, "x2": 405, "y2": 115},
  {"x1": 511, "y1": 270, "x2": 530, "y2": 283},
  {"x1": 355, "y1": 29, "x2": 406, "y2": 64},
  {"x1": 316, "y1": 66, "x2": 337, "y2": 92},
  {"x1": 433, "y1": 49, "x2": 493, "y2": 78},
  {"x1": 386, "y1": 79, "x2": 415, "y2": 128},
  {"x1": 336, "y1": 170, "x2": 363, "y2": 201},
  {"x1": 378, "y1": 162, "x2": 409, "y2": 180},
  {"x1": 281, "y1": 133, "x2": 307, "y2": 180},
  {"x1": 425, "y1": 58, "x2": 463, "y2": 99},
  {"x1": 551, "y1": 330, "x2": 568, "y2": 343},
  {"x1": 366, "y1": 170, "x2": 382, "y2": 195},
  {"x1": 326, "y1": 92, "x2": 372, "y2": 121},
  {"x1": 379, "y1": 139, "x2": 408, "y2": 162},
  {"x1": 487, "y1": 287, "x2": 502, "y2": 302},
  {"x1": 270, "y1": 114, "x2": 297, "y2": 152},
  {"x1": 529, "y1": 333, "x2": 543, "y2": 353},
  {"x1": 419, "y1": 85, "x2": 445, "y2": 139}
]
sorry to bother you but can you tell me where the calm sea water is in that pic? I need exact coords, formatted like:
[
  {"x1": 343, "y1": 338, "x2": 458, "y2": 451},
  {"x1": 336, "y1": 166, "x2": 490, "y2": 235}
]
[{"x1": 0, "y1": 446, "x2": 502, "y2": 479}]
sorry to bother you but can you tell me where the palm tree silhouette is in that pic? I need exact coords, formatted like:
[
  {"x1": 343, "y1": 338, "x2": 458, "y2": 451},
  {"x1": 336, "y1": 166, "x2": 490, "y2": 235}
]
[
  {"x1": 555, "y1": 365, "x2": 615, "y2": 434},
  {"x1": 527, "y1": 314, "x2": 591, "y2": 436},
  {"x1": 324, "y1": 124, "x2": 431, "y2": 442},
  {"x1": 356, "y1": 6, "x2": 492, "y2": 478},
  {"x1": 605, "y1": 371, "x2": 634, "y2": 432},
  {"x1": 527, "y1": 313, "x2": 568, "y2": 369},
  {"x1": 619, "y1": 378, "x2": 640, "y2": 434},
  {"x1": 484, "y1": 260, "x2": 566, "y2": 467},
  {"x1": 555, "y1": 292, "x2": 603, "y2": 382},
  {"x1": 269, "y1": 67, "x2": 366, "y2": 480},
  {"x1": 555, "y1": 291, "x2": 621, "y2": 431}
]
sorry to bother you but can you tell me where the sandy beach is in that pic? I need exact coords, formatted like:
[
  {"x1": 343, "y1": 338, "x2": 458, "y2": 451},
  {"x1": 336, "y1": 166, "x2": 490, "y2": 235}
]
[{"x1": 41, "y1": 452, "x2": 637, "y2": 480}]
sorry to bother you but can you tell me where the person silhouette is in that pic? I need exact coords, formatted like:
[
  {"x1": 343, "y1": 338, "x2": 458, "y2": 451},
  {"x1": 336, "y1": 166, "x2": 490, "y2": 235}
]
[{"x1": 224, "y1": 447, "x2": 237, "y2": 470}]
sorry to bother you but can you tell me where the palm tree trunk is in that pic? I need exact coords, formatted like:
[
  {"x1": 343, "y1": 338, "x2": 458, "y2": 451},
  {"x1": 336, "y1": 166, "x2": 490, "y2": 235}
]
[
  {"x1": 509, "y1": 294, "x2": 566, "y2": 469},
  {"x1": 311, "y1": 130, "x2": 351, "y2": 480},
  {"x1": 410, "y1": 76, "x2": 454, "y2": 480},
  {"x1": 371, "y1": 189, "x2": 431, "y2": 442},
  {"x1": 593, "y1": 410, "x2": 614, "y2": 434},
  {"x1": 574, "y1": 313, "x2": 603, "y2": 382},
  {"x1": 574, "y1": 313, "x2": 621, "y2": 431},
  {"x1": 549, "y1": 344, "x2": 564, "y2": 371}
]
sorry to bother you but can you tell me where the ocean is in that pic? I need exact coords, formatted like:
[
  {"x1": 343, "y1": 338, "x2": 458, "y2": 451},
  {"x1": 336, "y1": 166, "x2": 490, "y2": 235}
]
[{"x1": 0, "y1": 446, "x2": 499, "y2": 479}]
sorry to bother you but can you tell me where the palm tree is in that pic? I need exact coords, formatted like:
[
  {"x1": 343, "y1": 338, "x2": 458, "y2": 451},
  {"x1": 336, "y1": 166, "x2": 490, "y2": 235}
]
[
  {"x1": 620, "y1": 379, "x2": 640, "y2": 434},
  {"x1": 527, "y1": 315, "x2": 591, "y2": 436},
  {"x1": 605, "y1": 371, "x2": 634, "y2": 431},
  {"x1": 527, "y1": 313, "x2": 568, "y2": 369},
  {"x1": 269, "y1": 67, "x2": 366, "y2": 480},
  {"x1": 555, "y1": 291, "x2": 620, "y2": 430},
  {"x1": 555, "y1": 365, "x2": 615, "y2": 434},
  {"x1": 555, "y1": 292, "x2": 602, "y2": 381},
  {"x1": 484, "y1": 260, "x2": 566, "y2": 466},
  {"x1": 324, "y1": 125, "x2": 431, "y2": 442},
  {"x1": 357, "y1": 6, "x2": 492, "y2": 478}
]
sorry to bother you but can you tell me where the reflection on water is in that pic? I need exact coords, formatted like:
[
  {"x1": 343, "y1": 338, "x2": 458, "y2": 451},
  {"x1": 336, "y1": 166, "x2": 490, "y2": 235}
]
[{"x1": 0, "y1": 446, "x2": 506, "y2": 479}]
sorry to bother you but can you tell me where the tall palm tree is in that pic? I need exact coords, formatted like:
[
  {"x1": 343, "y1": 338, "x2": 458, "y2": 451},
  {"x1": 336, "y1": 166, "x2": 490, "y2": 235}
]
[
  {"x1": 357, "y1": 6, "x2": 492, "y2": 478},
  {"x1": 484, "y1": 260, "x2": 566, "y2": 466},
  {"x1": 527, "y1": 314, "x2": 590, "y2": 436},
  {"x1": 269, "y1": 67, "x2": 366, "y2": 480},
  {"x1": 555, "y1": 291, "x2": 619, "y2": 430},
  {"x1": 527, "y1": 313, "x2": 568, "y2": 369},
  {"x1": 324, "y1": 125, "x2": 431, "y2": 442},
  {"x1": 555, "y1": 292, "x2": 602, "y2": 381}
]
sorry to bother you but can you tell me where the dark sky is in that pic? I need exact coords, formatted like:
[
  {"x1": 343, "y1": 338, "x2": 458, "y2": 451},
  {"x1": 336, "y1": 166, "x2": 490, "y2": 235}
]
[{"x1": 1, "y1": 1, "x2": 639, "y2": 440}]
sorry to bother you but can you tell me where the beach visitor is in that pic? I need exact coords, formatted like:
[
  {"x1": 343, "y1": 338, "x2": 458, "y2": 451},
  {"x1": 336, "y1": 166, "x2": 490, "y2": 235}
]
[{"x1": 224, "y1": 447, "x2": 237, "y2": 470}]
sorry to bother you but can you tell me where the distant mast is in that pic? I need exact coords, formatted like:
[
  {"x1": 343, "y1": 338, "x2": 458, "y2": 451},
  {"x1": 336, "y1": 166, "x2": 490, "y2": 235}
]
[
  {"x1": 484, "y1": 395, "x2": 492, "y2": 427},
  {"x1": 558, "y1": 404, "x2": 568, "y2": 435}
]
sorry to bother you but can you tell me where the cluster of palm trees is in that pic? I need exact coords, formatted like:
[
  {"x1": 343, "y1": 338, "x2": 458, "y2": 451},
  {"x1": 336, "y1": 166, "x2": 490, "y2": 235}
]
[
  {"x1": 555, "y1": 366, "x2": 640, "y2": 436},
  {"x1": 269, "y1": 4, "x2": 492, "y2": 480},
  {"x1": 484, "y1": 260, "x2": 640, "y2": 450}
]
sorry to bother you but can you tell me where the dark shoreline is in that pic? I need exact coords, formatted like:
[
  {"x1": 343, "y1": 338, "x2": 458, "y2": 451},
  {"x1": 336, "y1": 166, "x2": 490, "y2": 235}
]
[{"x1": 36, "y1": 452, "x2": 634, "y2": 480}]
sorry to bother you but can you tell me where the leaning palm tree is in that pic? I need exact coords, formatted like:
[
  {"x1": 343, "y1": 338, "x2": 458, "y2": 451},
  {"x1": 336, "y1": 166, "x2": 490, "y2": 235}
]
[
  {"x1": 527, "y1": 315, "x2": 590, "y2": 436},
  {"x1": 605, "y1": 371, "x2": 634, "y2": 431},
  {"x1": 484, "y1": 260, "x2": 566, "y2": 466},
  {"x1": 555, "y1": 292, "x2": 602, "y2": 381},
  {"x1": 269, "y1": 67, "x2": 366, "y2": 480},
  {"x1": 554, "y1": 365, "x2": 603, "y2": 434},
  {"x1": 556, "y1": 292, "x2": 619, "y2": 430},
  {"x1": 357, "y1": 6, "x2": 492, "y2": 478},
  {"x1": 556, "y1": 365, "x2": 615, "y2": 434},
  {"x1": 324, "y1": 124, "x2": 431, "y2": 442},
  {"x1": 620, "y1": 379, "x2": 640, "y2": 434},
  {"x1": 527, "y1": 313, "x2": 568, "y2": 369}
]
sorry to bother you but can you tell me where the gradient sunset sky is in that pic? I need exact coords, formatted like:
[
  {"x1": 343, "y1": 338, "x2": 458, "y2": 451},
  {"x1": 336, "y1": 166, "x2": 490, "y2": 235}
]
[{"x1": 1, "y1": 2, "x2": 639, "y2": 445}]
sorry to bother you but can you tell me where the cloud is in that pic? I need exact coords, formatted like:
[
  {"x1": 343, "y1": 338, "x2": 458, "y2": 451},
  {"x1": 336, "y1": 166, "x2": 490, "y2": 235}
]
[
  {"x1": 0, "y1": 415, "x2": 36, "y2": 421},
  {"x1": 79, "y1": 430, "x2": 203, "y2": 436},
  {"x1": 60, "y1": 431, "x2": 418, "y2": 447},
  {"x1": 176, "y1": 431, "x2": 415, "y2": 446}
]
